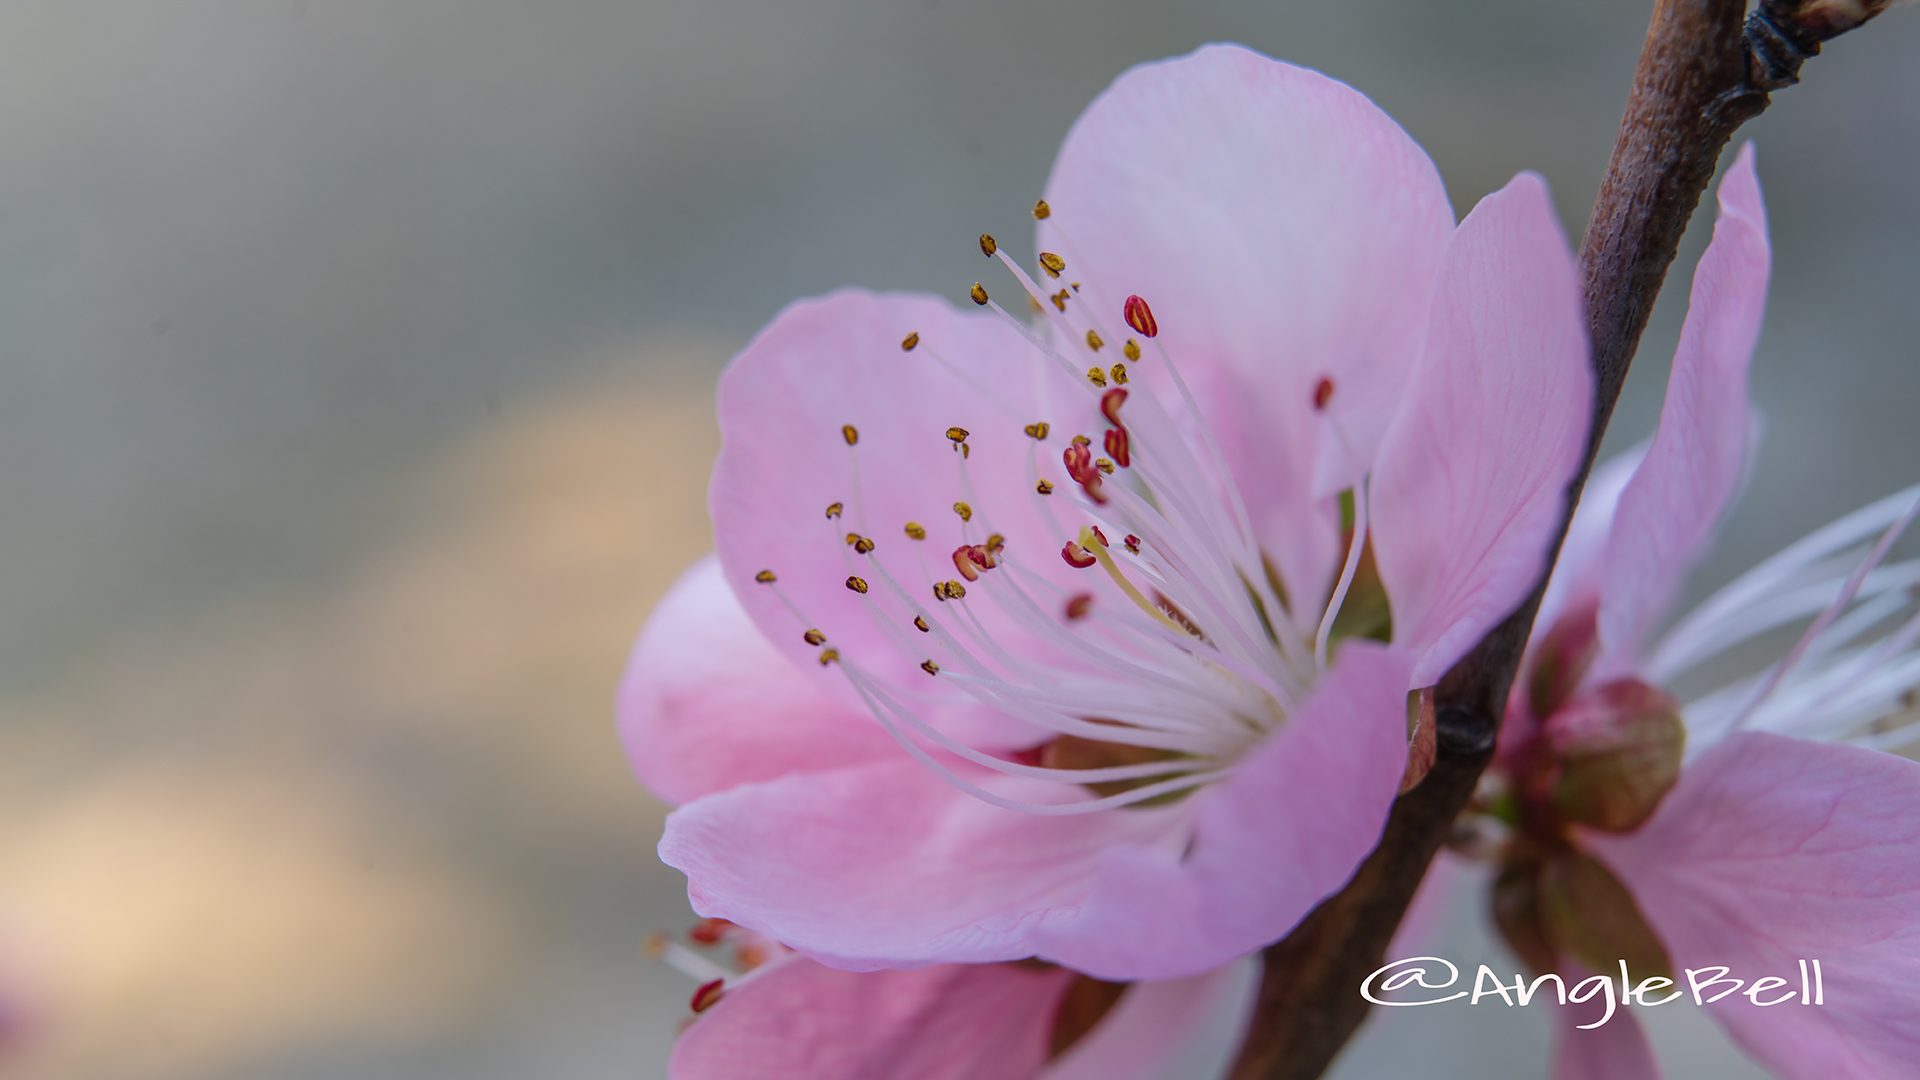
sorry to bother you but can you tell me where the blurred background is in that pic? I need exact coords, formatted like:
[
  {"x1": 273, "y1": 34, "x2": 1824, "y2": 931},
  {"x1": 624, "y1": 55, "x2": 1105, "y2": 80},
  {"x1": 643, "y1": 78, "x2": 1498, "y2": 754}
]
[{"x1": 2, "y1": 2, "x2": 1915, "y2": 1077}]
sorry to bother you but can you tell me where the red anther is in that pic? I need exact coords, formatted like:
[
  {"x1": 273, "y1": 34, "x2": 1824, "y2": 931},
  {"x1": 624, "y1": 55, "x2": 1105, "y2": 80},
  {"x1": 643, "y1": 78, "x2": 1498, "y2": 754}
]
[
  {"x1": 1090, "y1": 526, "x2": 1109, "y2": 547},
  {"x1": 1063, "y1": 441, "x2": 1108, "y2": 503},
  {"x1": 690, "y1": 979, "x2": 726, "y2": 1014},
  {"x1": 736, "y1": 944, "x2": 770, "y2": 971},
  {"x1": 1099, "y1": 387, "x2": 1129, "y2": 428},
  {"x1": 967, "y1": 545, "x2": 995, "y2": 570},
  {"x1": 952, "y1": 545, "x2": 982, "y2": 582},
  {"x1": 1103, "y1": 427, "x2": 1131, "y2": 468},
  {"x1": 1312, "y1": 376, "x2": 1335, "y2": 412},
  {"x1": 1064, "y1": 593, "x2": 1095, "y2": 620},
  {"x1": 688, "y1": 918, "x2": 731, "y2": 946},
  {"x1": 1124, "y1": 534, "x2": 1141, "y2": 554},
  {"x1": 1062, "y1": 541, "x2": 1098, "y2": 569},
  {"x1": 1123, "y1": 295, "x2": 1159, "y2": 338}
]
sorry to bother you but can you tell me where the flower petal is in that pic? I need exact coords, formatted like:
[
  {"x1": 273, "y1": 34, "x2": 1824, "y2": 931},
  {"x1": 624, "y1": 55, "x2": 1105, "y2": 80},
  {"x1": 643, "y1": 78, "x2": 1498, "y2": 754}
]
[
  {"x1": 1552, "y1": 999, "x2": 1660, "y2": 1080},
  {"x1": 1029, "y1": 642, "x2": 1417, "y2": 980},
  {"x1": 710, "y1": 289, "x2": 1088, "y2": 748},
  {"x1": 659, "y1": 756, "x2": 1175, "y2": 971},
  {"x1": 1045, "y1": 958, "x2": 1260, "y2": 1080},
  {"x1": 617, "y1": 555, "x2": 897, "y2": 806},
  {"x1": 670, "y1": 957, "x2": 1071, "y2": 1080},
  {"x1": 1594, "y1": 145, "x2": 1769, "y2": 675},
  {"x1": 1585, "y1": 733, "x2": 1920, "y2": 1078},
  {"x1": 1039, "y1": 43, "x2": 1454, "y2": 605},
  {"x1": 1371, "y1": 173, "x2": 1592, "y2": 686},
  {"x1": 662, "y1": 644, "x2": 1413, "y2": 981}
]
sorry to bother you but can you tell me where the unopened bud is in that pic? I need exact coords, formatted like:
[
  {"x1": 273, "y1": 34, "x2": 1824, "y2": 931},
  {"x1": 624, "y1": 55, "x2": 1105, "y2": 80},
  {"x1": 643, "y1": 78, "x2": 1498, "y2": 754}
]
[{"x1": 1545, "y1": 678, "x2": 1685, "y2": 833}]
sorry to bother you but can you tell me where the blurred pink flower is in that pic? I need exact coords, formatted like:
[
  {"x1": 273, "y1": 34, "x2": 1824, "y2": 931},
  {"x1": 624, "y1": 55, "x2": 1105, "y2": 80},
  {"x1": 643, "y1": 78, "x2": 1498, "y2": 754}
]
[
  {"x1": 1506, "y1": 146, "x2": 1920, "y2": 1079},
  {"x1": 627, "y1": 42, "x2": 1594, "y2": 983}
]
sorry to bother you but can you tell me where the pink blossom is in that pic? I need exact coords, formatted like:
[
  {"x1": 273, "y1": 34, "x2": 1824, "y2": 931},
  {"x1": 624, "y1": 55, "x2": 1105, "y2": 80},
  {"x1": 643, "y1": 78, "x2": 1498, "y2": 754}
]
[
  {"x1": 627, "y1": 43, "x2": 1592, "y2": 982},
  {"x1": 1503, "y1": 145, "x2": 1920, "y2": 1079}
]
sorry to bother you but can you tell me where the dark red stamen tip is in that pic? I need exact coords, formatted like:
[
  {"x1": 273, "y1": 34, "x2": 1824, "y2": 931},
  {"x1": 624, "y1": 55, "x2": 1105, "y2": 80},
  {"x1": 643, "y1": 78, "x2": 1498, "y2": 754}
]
[
  {"x1": 1103, "y1": 427, "x2": 1131, "y2": 468},
  {"x1": 1099, "y1": 387, "x2": 1129, "y2": 428},
  {"x1": 690, "y1": 979, "x2": 726, "y2": 1014},
  {"x1": 1312, "y1": 376, "x2": 1335, "y2": 412},
  {"x1": 1064, "y1": 593, "x2": 1095, "y2": 620},
  {"x1": 1062, "y1": 541, "x2": 1097, "y2": 569},
  {"x1": 1123, "y1": 295, "x2": 1159, "y2": 338}
]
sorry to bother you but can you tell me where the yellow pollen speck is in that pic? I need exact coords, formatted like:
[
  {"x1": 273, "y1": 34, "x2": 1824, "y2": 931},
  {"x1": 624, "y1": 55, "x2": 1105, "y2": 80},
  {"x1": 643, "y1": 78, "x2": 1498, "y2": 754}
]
[
  {"x1": 854, "y1": 536, "x2": 876, "y2": 555},
  {"x1": 904, "y1": 521, "x2": 927, "y2": 540},
  {"x1": 803, "y1": 628, "x2": 826, "y2": 646},
  {"x1": 1050, "y1": 289, "x2": 1070, "y2": 312},
  {"x1": 946, "y1": 426, "x2": 969, "y2": 443},
  {"x1": 1124, "y1": 339, "x2": 1142, "y2": 362},
  {"x1": 969, "y1": 282, "x2": 989, "y2": 306},
  {"x1": 825, "y1": 501, "x2": 844, "y2": 519},
  {"x1": 842, "y1": 424, "x2": 859, "y2": 446},
  {"x1": 1032, "y1": 199, "x2": 1051, "y2": 220},
  {"x1": 1036, "y1": 478, "x2": 1055, "y2": 495},
  {"x1": 921, "y1": 659, "x2": 941, "y2": 676},
  {"x1": 1095, "y1": 458, "x2": 1115, "y2": 475},
  {"x1": 754, "y1": 569, "x2": 777, "y2": 584},
  {"x1": 952, "y1": 501, "x2": 973, "y2": 522},
  {"x1": 979, "y1": 233, "x2": 998, "y2": 257},
  {"x1": 986, "y1": 533, "x2": 1005, "y2": 554},
  {"x1": 1086, "y1": 329, "x2": 1104, "y2": 351},
  {"x1": 943, "y1": 580, "x2": 967, "y2": 600},
  {"x1": 901, "y1": 331, "x2": 920, "y2": 352},
  {"x1": 1038, "y1": 252, "x2": 1066, "y2": 278},
  {"x1": 932, "y1": 582, "x2": 947, "y2": 602},
  {"x1": 961, "y1": 442, "x2": 970, "y2": 460},
  {"x1": 844, "y1": 532, "x2": 861, "y2": 546},
  {"x1": 1110, "y1": 363, "x2": 1129, "y2": 385},
  {"x1": 845, "y1": 576, "x2": 869, "y2": 594},
  {"x1": 913, "y1": 615, "x2": 931, "y2": 633},
  {"x1": 1086, "y1": 367, "x2": 1107, "y2": 387},
  {"x1": 818, "y1": 647, "x2": 841, "y2": 666},
  {"x1": 1024, "y1": 421, "x2": 1050, "y2": 440},
  {"x1": 1071, "y1": 434, "x2": 1091, "y2": 447},
  {"x1": 1071, "y1": 282, "x2": 1081, "y2": 293}
]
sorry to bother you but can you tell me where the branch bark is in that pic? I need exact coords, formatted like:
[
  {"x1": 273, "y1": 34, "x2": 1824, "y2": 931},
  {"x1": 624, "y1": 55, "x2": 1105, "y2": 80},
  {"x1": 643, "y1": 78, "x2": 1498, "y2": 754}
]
[{"x1": 1229, "y1": 2, "x2": 1895, "y2": 1076}]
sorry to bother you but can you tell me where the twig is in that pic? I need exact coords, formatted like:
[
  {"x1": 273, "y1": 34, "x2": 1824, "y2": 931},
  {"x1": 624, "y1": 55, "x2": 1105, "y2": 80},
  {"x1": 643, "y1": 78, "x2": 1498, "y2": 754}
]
[{"x1": 1228, "y1": 2, "x2": 1896, "y2": 1076}]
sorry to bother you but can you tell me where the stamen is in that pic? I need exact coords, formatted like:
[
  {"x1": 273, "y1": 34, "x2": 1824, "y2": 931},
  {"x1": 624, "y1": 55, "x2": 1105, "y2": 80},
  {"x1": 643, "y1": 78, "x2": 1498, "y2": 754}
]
[
  {"x1": 802, "y1": 629, "x2": 826, "y2": 646},
  {"x1": 1039, "y1": 251, "x2": 1067, "y2": 278},
  {"x1": 825, "y1": 501, "x2": 844, "y2": 519},
  {"x1": 841, "y1": 424, "x2": 859, "y2": 447},
  {"x1": 1032, "y1": 199, "x2": 1051, "y2": 220},
  {"x1": 979, "y1": 233, "x2": 998, "y2": 257},
  {"x1": 845, "y1": 576, "x2": 870, "y2": 594},
  {"x1": 970, "y1": 282, "x2": 989, "y2": 306},
  {"x1": 901, "y1": 331, "x2": 920, "y2": 352},
  {"x1": 1123, "y1": 295, "x2": 1159, "y2": 338},
  {"x1": 904, "y1": 521, "x2": 927, "y2": 540}
]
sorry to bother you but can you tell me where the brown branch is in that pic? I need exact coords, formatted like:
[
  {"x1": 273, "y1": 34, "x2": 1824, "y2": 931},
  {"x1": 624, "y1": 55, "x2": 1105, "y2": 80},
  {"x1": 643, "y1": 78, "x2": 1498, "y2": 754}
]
[{"x1": 1229, "y1": 2, "x2": 1895, "y2": 1076}]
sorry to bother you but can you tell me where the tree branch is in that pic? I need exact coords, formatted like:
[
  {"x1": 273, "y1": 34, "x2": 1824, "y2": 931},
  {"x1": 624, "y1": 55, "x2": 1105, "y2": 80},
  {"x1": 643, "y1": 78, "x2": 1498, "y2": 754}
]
[{"x1": 1229, "y1": 3, "x2": 1895, "y2": 1076}]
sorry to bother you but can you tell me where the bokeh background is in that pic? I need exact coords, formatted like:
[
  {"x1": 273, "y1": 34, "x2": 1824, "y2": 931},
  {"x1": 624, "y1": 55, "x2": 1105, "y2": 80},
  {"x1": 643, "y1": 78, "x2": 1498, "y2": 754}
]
[{"x1": 4, "y1": 2, "x2": 1915, "y2": 1077}]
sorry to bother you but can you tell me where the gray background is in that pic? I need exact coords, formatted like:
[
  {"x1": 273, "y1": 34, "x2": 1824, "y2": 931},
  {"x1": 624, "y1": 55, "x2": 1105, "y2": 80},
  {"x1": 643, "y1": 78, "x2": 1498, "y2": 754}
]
[{"x1": 3, "y1": 1, "x2": 1912, "y2": 1076}]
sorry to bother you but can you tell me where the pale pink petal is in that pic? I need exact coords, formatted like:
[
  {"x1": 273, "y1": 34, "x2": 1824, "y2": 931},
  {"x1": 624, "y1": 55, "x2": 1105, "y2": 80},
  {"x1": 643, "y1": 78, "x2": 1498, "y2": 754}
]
[
  {"x1": 711, "y1": 289, "x2": 1087, "y2": 748},
  {"x1": 1030, "y1": 642, "x2": 1417, "y2": 980},
  {"x1": 1045, "y1": 958, "x2": 1260, "y2": 1080},
  {"x1": 1593, "y1": 145, "x2": 1769, "y2": 676},
  {"x1": 1371, "y1": 173, "x2": 1592, "y2": 687},
  {"x1": 662, "y1": 644, "x2": 1413, "y2": 980},
  {"x1": 1552, "y1": 999, "x2": 1661, "y2": 1080},
  {"x1": 659, "y1": 756, "x2": 1176, "y2": 972},
  {"x1": 617, "y1": 555, "x2": 897, "y2": 807},
  {"x1": 1536, "y1": 445, "x2": 1647, "y2": 637},
  {"x1": 670, "y1": 957, "x2": 1071, "y2": 1080},
  {"x1": 1586, "y1": 733, "x2": 1920, "y2": 1078},
  {"x1": 1039, "y1": 43, "x2": 1454, "y2": 606}
]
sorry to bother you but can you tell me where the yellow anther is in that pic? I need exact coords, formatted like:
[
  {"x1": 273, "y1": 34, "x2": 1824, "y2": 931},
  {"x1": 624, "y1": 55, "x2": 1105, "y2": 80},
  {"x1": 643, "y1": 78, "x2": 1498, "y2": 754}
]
[
  {"x1": 845, "y1": 532, "x2": 861, "y2": 546},
  {"x1": 1110, "y1": 363, "x2": 1129, "y2": 385},
  {"x1": 1086, "y1": 367, "x2": 1108, "y2": 387},
  {"x1": 901, "y1": 331, "x2": 920, "y2": 352},
  {"x1": 754, "y1": 569, "x2": 777, "y2": 584},
  {"x1": 913, "y1": 615, "x2": 931, "y2": 633},
  {"x1": 825, "y1": 501, "x2": 844, "y2": 519},
  {"x1": 1024, "y1": 421, "x2": 1051, "y2": 440},
  {"x1": 952, "y1": 501, "x2": 973, "y2": 522},
  {"x1": 845, "y1": 576, "x2": 870, "y2": 594},
  {"x1": 920, "y1": 659, "x2": 941, "y2": 676},
  {"x1": 942, "y1": 580, "x2": 968, "y2": 600},
  {"x1": 969, "y1": 282, "x2": 989, "y2": 306},
  {"x1": 1086, "y1": 329, "x2": 1104, "y2": 351},
  {"x1": 986, "y1": 533, "x2": 1006, "y2": 555},
  {"x1": 818, "y1": 647, "x2": 841, "y2": 666},
  {"x1": 961, "y1": 442, "x2": 970, "y2": 460},
  {"x1": 1070, "y1": 282, "x2": 1081, "y2": 292},
  {"x1": 946, "y1": 427, "x2": 969, "y2": 443},
  {"x1": 842, "y1": 424, "x2": 859, "y2": 446},
  {"x1": 1071, "y1": 434, "x2": 1091, "y2": 446},
  {"x1": 803, "y1": 628, "x2": 827, "y2": 646},
  {"x1": 1051, "y1": 289, "x2": 1070, "y2": 312},
  {"x1": 904, "y1": 521, "x2": 927, "y2": 540},
  {"x1": 932, "y1": 582, "x2": 947, "y2": 602},
  {"x1": 1095, "y1": 458, "x2": 1115, "y2": 474},
  {"x1": 978, "y1": 233, "x2": 998, "y2": 257},
  {"x1": 1032, "y1": 199, "x2": 1052, "y2": 220},
  {"x1": 1124, "y1": 339, "x2": 1142, "y2": 362},
  {"x1": 1036, "y1": 478, "x2": 1055, "y2": 495},
  {"x1": 1038, "y1": 251, "x2": 1066, "y2": 278},
  {"x1": 854, "y1": 536, "x2": 876, "y2": 555}
]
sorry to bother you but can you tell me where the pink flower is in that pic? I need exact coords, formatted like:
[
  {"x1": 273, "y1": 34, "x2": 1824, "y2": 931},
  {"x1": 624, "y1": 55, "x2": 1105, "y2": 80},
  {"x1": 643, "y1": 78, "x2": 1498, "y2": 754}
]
[
  {"x1": 627, "y1": 43, "x2": 1593, "y2": 982},
  {"x1": 1501, "y1": 146, "x2": 1920, "y2": 1079}
]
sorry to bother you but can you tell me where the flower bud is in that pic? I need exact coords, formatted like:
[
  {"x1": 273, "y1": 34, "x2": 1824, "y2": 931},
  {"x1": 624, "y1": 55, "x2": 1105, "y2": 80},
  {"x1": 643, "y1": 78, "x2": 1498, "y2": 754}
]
[
  {"x1": 1545, "y1": 678, "x2": 1685, "y2": 833},
  {"x1": 1537, "y1": 850, "x2": 1671, "y2": 980},
  {"x1": 1525, "y1": 602, "x2": 1598, "y2": 720}
]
